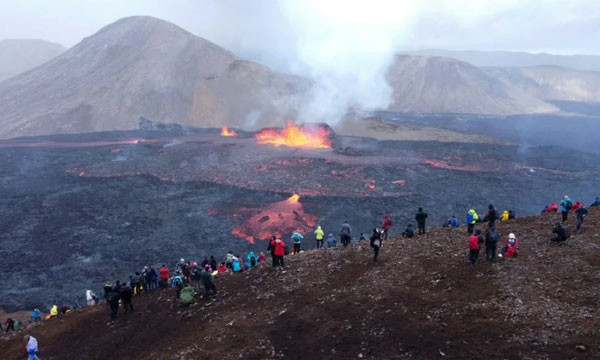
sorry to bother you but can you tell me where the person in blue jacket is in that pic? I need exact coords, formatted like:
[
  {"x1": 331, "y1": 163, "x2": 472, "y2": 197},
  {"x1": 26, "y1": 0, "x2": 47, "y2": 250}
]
[
  {"x1": 560, "y1": 195, "x2": 573, "y2": 222},
  {"x1": 247, "y1": 251, "x2": 257, "y2": 268},
  {"x1": 591, "y1": 196, "x2": 600, "y2": 207},
  {"x1": 291, "y1": 232, "x2": 304, "y2": 253},
  {"x1": 448, "y1": 215, "x2": 459, "y2": 228},
  {"x1": 232, "y1": 256, "x2": 242, "y2": 272},
  {"x1": 327, "y1": 233, "x2": 337, "y2": 248}
]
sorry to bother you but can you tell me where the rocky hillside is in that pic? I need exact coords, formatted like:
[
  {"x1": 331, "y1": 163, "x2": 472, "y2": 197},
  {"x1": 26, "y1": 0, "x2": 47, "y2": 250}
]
[
  {"x1": 386, "y1": 55, "x2": 558, "y2": 115},
  {"x1": 1, "y1": 208, "x2": 599, "y2": 359},
  {"x1": 0, "y1": 16, "x2": 310, "y2": 139},
  {"x1": 0, "y1": 39, "x2": 66, "y2": 82}
]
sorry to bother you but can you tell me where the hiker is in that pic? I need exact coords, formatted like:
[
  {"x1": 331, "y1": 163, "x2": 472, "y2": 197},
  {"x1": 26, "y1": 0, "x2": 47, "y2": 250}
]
[
  {"x1": 591, "y1": 196, "x2": 600, "y2": 207},
  {"x1": 120, "y1": 282, "x2": 134, "y2": 314},
  {"x1": 190, "y1": 262, "x2": 202, "y2": 292},
  {"x1": 201, "y1": 265, "x2": 218, "y2": 298},
  {"x1": 466, "y1": 209, "x2": 479, "y2": 234},
  {"x1": 131, "y1": 271, "x2": 141, "y2": 294},
  {"x1": 159, "y1": 265, "x2": 169, "y2": 288},
  {"x1": 314, "y1": 225, "x2": 325, "y2": 249},
  {"x1": 5, "y1": 318, "x2": 15, "y2": 332},
  {"x1": 226, "y1": 251, "x2": 235, "y2": 269},
  {"x1": 571, "y1": 200, "x2": 582, "y2": 212},
  {"x1": 267, "y1": 236, "x2": 277, "y2": 266},
  {"x1": 327, "y1": 233, "x2": 337, "y2": 248},
  {"x1": 502, "y1": 233, "x2": 519, "y2": 258},
  {"x1": 508, "y1": 210, "x2": 516, "y2": 220},
  {"x1": 543, "y1": 202, "x2": 559, "y2": 213},
  {"x1": 210, "y1": 256, "x2": 218, "y2": 272},
  {"x1": 468, "y1": 228, "x2": 484, "y2": 264},
  {"x1": 415, "y1": 208, "x2": 428, "y2": 235},
  {"x1": 560, "y1": 195, "x2": 573, "y2": 222},
  {"x1": 232, "y1": 255, "x2": 242, "y2": 272},
  {"x1": 485, "y1": 223, "x2": 500, "y2": 261},
  {"x1": 258, "y1": 252, "x2": 266, "y2": 262},
  {"x1": 31, "y1": 308, "x2": 41, "y2": 322},
  {"x1": 340, "y1": 220, "x2": 352, "y2": 246},
  {"x1": 172, "y1": 271, "x2": 185, "y2": 299},
  {"x1": 551, "y1": 222, "x2": 570, "y2": 243},
  {"x1": 576, "y1": 205, "x2": 589, "y2": 233},
  {"x1": 448, "y1": 215, "x2": 459, "y2": 228},
  {"x1": 149, "y1": 267, "x2": 158, "y2": 290},
  {"x1": 370, "y1": 228, "x2": 382, "y2": 262},
  {"x1": 183, "y1": 262, "x2": 192, "y2": 283},
  {"x1": 25, "y1": 335, "x2": 40, "y2": 360},
  {"x1": 382, "y1": 214, "x2": 393, "y2": 240},
  {"x1": 59, "y1": 304, "x2": 69, "y2": 315},
  {"x1": 86, "y1": 290, "x2": 96, "y2": 305},
  {"x1": 218, "y1": 262, "x2": 228, "y2": 273},
  {"x1": 176, "y1": 258, "x2": 186, "y2": 273},
  {"x1": 271, "y1": 236, "x2": 286, "y2": 267},
  {"x1": 201, "y1": 257, "x2": 209, "y2": 269},
  {"x1": 501, "y1": 210, "x2": 509, "y2": 221},
  {"x1": 359, "y1": 233, "x2": 366, "y2": 242},
  {"x1": 107, "y1": 283, "x2": 120, "y2": 320},
  {"x1": 247, "y1": 251, "x2": 257, "y2": 268},
  {"x1": 484, "y1": 204, "x2": 499, "y2": 225},
  {"x1": 291, "y1": 231, "x2": 304, "y2": 253},
  {"x1": 47, "y1": 305, "x2": 58, "y2": 320},
  {"x1": 401, "y1": 224, "x2": 414, "y2": 238}
]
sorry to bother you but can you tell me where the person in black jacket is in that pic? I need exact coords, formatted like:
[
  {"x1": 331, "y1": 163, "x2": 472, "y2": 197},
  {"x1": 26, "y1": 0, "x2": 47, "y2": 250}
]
[
  {"x1": 484, "y1": 204, "x2": 499, "y2": 226},
  {"x1": 415, "y1": 208, "x2": 428, "y2": 235},
  {"x1": 120, "y1": 282, "x2": 134, "y2": 314},
  {"x1": 210, "y1": 255, "x2": 218, "y2": 272},
  {"x1": 401, "y1": 224, "x2": 414, "y2": 238},
  {"x1": 551, "y1": 223, "x2": 570, "y2": 243},
  {"x1": 575, "y1": 206, "x2": 589, "y2": 233},
  {"x1": 107, "y1": 282, "x2": 121, "y2": 320},
  {"x1": 485, "y1": 223, "x2": 500, "y2": 261},
  {"x1": 369, "y1": 228, "x2": 382, "y2": 262}
]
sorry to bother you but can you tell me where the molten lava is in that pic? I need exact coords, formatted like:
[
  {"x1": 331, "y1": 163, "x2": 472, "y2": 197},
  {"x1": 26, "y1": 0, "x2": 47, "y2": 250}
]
[
  {"x1": 254, "y1": 121, "x2": 331, "y2": 149},
  {"x1": 221, "y1": 127, "x2": 238, "y2": 137},
  {"x1": 231, "y1": 194, "x2": 317, "y2": 244}
]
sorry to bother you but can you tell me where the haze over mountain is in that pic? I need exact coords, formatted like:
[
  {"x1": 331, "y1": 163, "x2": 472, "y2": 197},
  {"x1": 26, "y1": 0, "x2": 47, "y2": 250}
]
[
  {"x1": 0, "y1": 39, "x2": 66, "y2": 82},
  {"x1": 404, "y1": 49, "x2": 600, "y2": 72},
  {"x1": 0, "y1": 16, "x2": 309, "y2": 139}
]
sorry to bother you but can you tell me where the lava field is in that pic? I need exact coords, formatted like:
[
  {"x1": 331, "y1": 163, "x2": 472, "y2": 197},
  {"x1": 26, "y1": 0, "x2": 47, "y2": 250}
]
[{"x1": 1, "y1": 125, "x2": 600, "y2": 311}]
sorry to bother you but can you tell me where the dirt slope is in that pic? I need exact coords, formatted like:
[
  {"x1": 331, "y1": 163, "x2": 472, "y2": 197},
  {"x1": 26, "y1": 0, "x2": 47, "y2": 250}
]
[{"x1": 1, "y1": 209, "x2": 599, "y2": 359}]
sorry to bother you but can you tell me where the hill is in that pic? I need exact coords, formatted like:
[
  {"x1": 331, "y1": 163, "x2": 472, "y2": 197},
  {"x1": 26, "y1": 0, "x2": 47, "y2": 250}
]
[
  {"x1": 0, "y1": 16, "x2": 309, "y2": 139},
  {"x1": 1, "y1": 208, "x2": 599, "y2": 359},
  {"x1": 405, "y1": 49, "x2": 600, "y2": 72},
  {"x1": 386, "y1": 55, "x2": 558, "y2": 115},
  {"x1": 0, "y1": 39, "x2": 66, "y2": 82}
]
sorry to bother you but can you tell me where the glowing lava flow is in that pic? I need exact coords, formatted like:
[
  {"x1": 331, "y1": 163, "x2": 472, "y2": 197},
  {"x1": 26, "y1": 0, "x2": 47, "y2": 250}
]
[
  {"x1": 254, "y1": 121, "x2": 331, "y2": 149},
  {"x1": 231, "y1": 194, "x2": 317, "y2": 244},
  {"x1": 221, "y1": 126, "x2": 238, "y2": 137}
]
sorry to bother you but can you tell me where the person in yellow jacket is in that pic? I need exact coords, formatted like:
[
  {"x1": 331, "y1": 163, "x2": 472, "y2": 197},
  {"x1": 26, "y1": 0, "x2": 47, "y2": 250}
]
[
  {"x1": 466, "y1": 209, "x2": 479, "y2": 234},
  {"x1": 45, "y1": 305, "x2": 58, "y2": 320},
  {"x1": 501, "y1": 210, "x2": 509, "y2": 221},
  {"x1": 314, "y1": 226, "x2": 325, "y2": 249}
]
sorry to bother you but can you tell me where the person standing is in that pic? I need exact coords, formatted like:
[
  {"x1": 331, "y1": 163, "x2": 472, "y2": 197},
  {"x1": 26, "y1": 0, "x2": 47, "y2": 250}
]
[
  {"x1": 267, "y1": 236, "x2": 277, "y2": 267},
  {"x1": 210, "y1": 256, "x2": 218, "y2": 273},
  {"x1": 340, "y1": 221, "x2": 352, "y2": 246},
  {"x1": 485, "y1": 224, "x2": 500, "y2": 261},
  {"x1": 271, "y1": 236, "x2": 286, "y2": 267},
  {"x1": 201, "y1": 265, "x2": 218, "y2": 298},
  {"x1": 120, "y1": 282, "x2": 134, "y2": 314},
  {"x1": 5, "y1": 318, "x2": 15, "y2": 332},
  {"x1": 415, "y1": 208, "x2": 428, "y2": 235},
  {"x1": 466, "y1": 209, "x2": 479, "y2": 234},
  {"x1": 381, "y1": 215, "x2": 393, "y2": 240},
  {"x1": 575, "y1": 206, "x2": 589, "y2": 233},
  {"x1": 107, "y1": 283, "x2": 120, "y2": 320},
  {"x1": 25, "y1": 335, "x2": 40, "y2": 360},
  {"x1": 314, "y1": 226, "x2": 325, "y2": 249},
  {"x1": 484, "y1": 204, "x2": 499, "y2": 226},
  {"x1": 291, "y1": 231, "x2": 304, "y2": 253},
  {"x1": 468, "y1": 228, "x2": 484, "y2": 264},
  {"x1": 560, "y1": 195, "x2": 573, "y2": 222},
  {"x1": 370, "y1": 228, "x2": 382, "y2": 262},
  {"x1": 159, "y1": 265, "x2": 169, "y2": 289}
]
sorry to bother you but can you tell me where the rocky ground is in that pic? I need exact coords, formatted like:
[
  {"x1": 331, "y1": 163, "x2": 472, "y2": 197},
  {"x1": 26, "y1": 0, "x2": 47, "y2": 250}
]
[{"x1": 1, "y1": 208, "x2": 598, "y2": 359}]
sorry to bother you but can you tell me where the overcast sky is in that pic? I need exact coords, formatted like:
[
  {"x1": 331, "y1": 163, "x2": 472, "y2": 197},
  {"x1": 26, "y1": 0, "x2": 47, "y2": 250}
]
[{"x1": 1, "y1": 0, "x2": 599, "y2": 56}]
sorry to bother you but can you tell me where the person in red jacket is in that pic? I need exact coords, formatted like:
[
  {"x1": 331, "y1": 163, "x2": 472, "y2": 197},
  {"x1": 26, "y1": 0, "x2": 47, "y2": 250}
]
[
  {"x1": 543, "y1": 202, "x2": 558, "y2": 213},
  {"x1": 468, "y1": 228, "x2": 484, "y2": 264},
  {"x1": 258, "y1": 252, "x2": 266, "y2": 262},
  {"x1": 381, "y1": 214, "x2": 393, "y2": 240},
  {"x1": 218, "y1": 262, "x2": 228, "y2": 273},
  {"x1": 571, "y1": 201, "x2": 582, "y2": 212},
  {"x1": 502, "y1": 233, "x2": 519, "y2": 258},
  {"x1": 159, "y1": 265, "x2": 169, "y2": 288},
  {"x1": 271, "y1": 236, "x2": 286, "y2": 267}
]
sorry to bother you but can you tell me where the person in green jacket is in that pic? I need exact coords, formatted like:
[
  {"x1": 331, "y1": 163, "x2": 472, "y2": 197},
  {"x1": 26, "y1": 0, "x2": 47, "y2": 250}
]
[{"x1": 314, "y1": 226, "x2": 325, "y2": 249}]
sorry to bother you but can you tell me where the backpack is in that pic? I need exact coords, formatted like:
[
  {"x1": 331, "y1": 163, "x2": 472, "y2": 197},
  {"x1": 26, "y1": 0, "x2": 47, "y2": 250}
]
[
  {"x1": 179, "y1": 286, "x2": 196, "y2": 306},
  {"x1": 565, "y1": 200, "x2": 573, "y2": 210},
  {"x1": 173, "y1": 276, "x2": 184, "y2": 288},
  {"x1": 466, "y1": 213, "x2": 474, "y2": 224}
]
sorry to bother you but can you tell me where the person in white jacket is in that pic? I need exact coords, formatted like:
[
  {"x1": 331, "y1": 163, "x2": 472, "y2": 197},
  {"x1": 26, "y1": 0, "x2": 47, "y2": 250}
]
[{"x1": 25, "y1": 335, "x2": 40, "y2": 360}]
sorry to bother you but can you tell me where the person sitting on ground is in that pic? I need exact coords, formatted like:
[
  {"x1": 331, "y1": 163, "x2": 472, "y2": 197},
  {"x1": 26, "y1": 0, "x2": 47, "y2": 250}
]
[
  {"x1": 31, "y1": 308, "x2": 41, "y2": 322},
  {"x1": 591, "y1": 196, "x2": 600, "y2": 207},
  {"x1": 25, "y1": 335, "x2": 40, "y2": 360},
  {"x1": 502, "y1": 233, "x2": 519, "y2": 258},
  {"x1": 291, "y1": 231, "x2": 304, "y2": 254},
  {"x1": 59, "y1": 304, "x2": 69, "y2": 315},
  {"x1": 201, "y1": 265, "x2": 218, "y2": 298},
  {"x1": 576, "y1": 205, "x2": 589, "y2": 233},
  {"x1": 571, "y1": 200, "x2": 582, "y2": 212},
  {"x1": 508, "y1": 210, "x2": 516, "y2": 219},
  {"x1": 543, "y1": 202, "x2": 559, "y2": 213},
  {"x1": 401, "y1": 224, "x2": 414, "y2": 238},
  {"x1": 501, "y1": 210, "x2": 509, "y2": 221},
  {"x1": 232, "y1": 255, "x2": 242, "y2": 272},
  {"x1": 370, "y1": 228, "x2": 382, "y2": 262},
  {"x1": 485, "y1": 223, "x2": 500, "y2": 261},
  {"x1": 551, "y1": 222, "x2": 570, "y2": 243},
  {"x1": 466, "y1": 209, "x2": 479, "y2": 234},
  {"x1": 560, "y1": 196, "x2": 573, "y2": 222},
  {"x1": 247, "y1": 251, "x2": 257, "y2": 268},
  {"x1": 327, "y1": 233, "x2": 337, "y2": 248},
  {"x1": 258, "y1": 252, "x2": 266, "y2": 262},
  {"x1": 359, "y1": 233, "x2": 366, "y2": 242},
  {"x1": 314, "y1": 226, "x2": 325, "y2": 249},
  {"x1": 340, "y1": 221, "x2": 352, "y2": 247},
  {"x1": 468, "y1": 228, "x2": 484, "y2": 264},
  {"x1": 159, "y1": 265, "x2": 169, "y2": 288},
  {"x1": 448, "y1": 215, "x2": 460, "y2": 228},
  {"x1": 172, "y1": 271, "x2": 185, "y2": 299},
  {"x1": 218, "y1": 262, "x2": 228, "y2": 273},
  {"x1": 382, "y1": 214, "x2": 393, "y2": 240}
]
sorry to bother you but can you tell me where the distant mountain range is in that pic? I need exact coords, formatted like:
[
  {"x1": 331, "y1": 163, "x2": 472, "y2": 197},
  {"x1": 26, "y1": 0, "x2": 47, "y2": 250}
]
[
  {"x1": 0, "y1": 39, "x2": 66, "y2": 82},
  {"x1": 0, "y1": 17, "x2": 598, "y2": 139}
]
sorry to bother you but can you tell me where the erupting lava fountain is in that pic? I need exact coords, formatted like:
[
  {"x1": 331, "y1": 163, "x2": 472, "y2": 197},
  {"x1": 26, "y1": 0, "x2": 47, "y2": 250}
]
[
  {"x1": 254, "y1": 120, "x2": 331, "y2": 149},
  {"x1": 220, "y1": 126, "x2": 238, "y2": 137}
]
